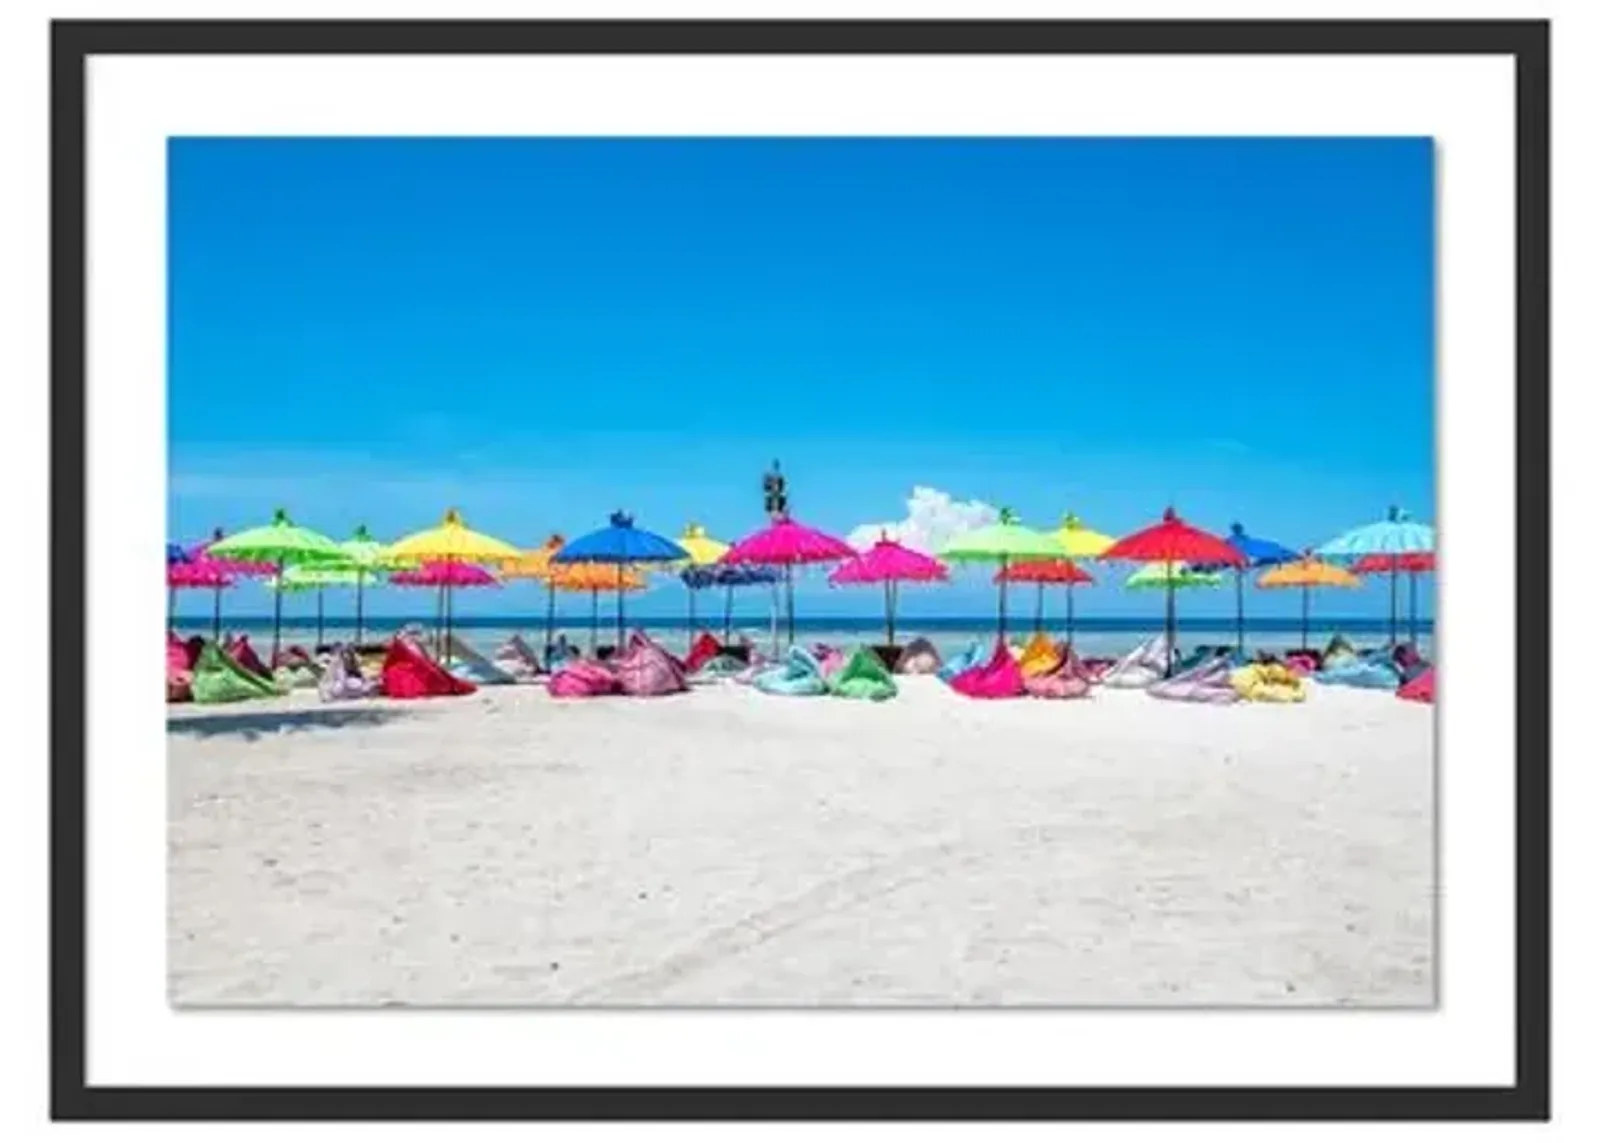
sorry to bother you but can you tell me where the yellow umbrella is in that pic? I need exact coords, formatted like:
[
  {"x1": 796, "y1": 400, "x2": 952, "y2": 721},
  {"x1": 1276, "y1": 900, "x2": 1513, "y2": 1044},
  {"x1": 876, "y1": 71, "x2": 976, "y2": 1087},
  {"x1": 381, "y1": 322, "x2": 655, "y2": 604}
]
[
  {"x1": 1258, "y1": 555, "x2": 1363, "y2": 650},
  {"x1": 387, "y1": 509, "x2": 521, "y2": 656},
  {"x1": 1051, "y1": 513, "x2": 1117, "y2": 641},
  {"x1": 501, "y1": 533, "x2": 566, "y2": 657},
  {"x1": 676, "y1": 522, "x2": 729, "y2": 642},
  {"x1": 549, "y1": 563, "x2": 647, "y2": 654}
]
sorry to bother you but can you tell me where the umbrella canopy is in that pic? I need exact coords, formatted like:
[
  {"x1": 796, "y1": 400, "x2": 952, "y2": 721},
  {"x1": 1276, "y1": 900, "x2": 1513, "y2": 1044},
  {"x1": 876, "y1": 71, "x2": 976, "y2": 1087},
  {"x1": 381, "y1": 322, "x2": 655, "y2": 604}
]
[
  {"x1": 267, "y1": 564, "x2": 375, "y2": 646},
  {"x1": 1258, "y1": 555, "x2": 1363, "y2": 649},
  {"x1": 1353, "y1": 551, "x2": 1435, "y2": 644},
  {"x1": 828, "y1": 535, "x2": 948, "y2": 645},
  {"x1": 549, "y1": 562, "x2": 647, "y2": 654},
  {"x1": 1317, "y1": 507, "x2": 1435, "y2": 644},
  {"x1": 682, "y1": 564, "x2": 780, "y2": 643},
  {"x1": 391, "y1": 562, "x2": 501, "y2": 588},
  {"x1": 387, "y1": 508, "x2": 521, "y2": 564},
  {"x1": 1191, "y1": 522, "x2": 1299, "y2": 653},
  {"x1": 1051, "y1": 513, "x2": 1116, "y2": 559},
  {"x1": 1125, "y1": 562, "x2": 1224, "y2": 589},
  {"x1": 500, "y1": 534, "x2": 567, "y2": 656},
  {"x1": 940, "y1": 509, "x2": 1065, "y2": 639},
  {"x1": 723, "y1": 515, "x2": 855, "y2": 645},
  {"x1": 166, "y1": 542, "x2": 189, "y2": 565},
  {"x1": 166, "y1": 559, "x2": 235, "y2": 633},
  {"x1": 554, "y1": 513, "x2": 687, "y2": 647},
  {"x1": 675, "y1": 523, "x2": 729, "y2": 566},
  {"x1": 323, "y1": 524, "x2": 406, "y2": 645},
  {"x1": 1103, "y1": 508, "x2": 1243, "y2": 676},
  {"x1": 206, "y1": 509, "x2": 345, "y2": 661},
  {"x1": 995, "y1": 557, "x2": 1094, "y2": 636}
]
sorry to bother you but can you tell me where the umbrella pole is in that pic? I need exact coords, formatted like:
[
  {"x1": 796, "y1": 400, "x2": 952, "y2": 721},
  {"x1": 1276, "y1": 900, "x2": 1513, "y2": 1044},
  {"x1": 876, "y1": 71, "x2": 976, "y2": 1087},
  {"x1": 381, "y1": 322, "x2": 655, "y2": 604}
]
[
  {"x1": 354, "y1": 570, "x2": 365, "y2": 647},
  {"x1": 723, "y1": 584, "x2": 733, "y2": 643},
  {"x1": 1301, "y1": 583, "x2": 1310, "y2": 650},
  {"x1": 883, "y1": 580, "x2": 893, "y2": 645},
  {"x1": 1235, "y1": 568, "x2": 1245, "y2": 654},
  {"x1": 1409, "y1": 569, "x2": 1419, "y2": 645},
  {"x1": 1164, "y1": 559, "x2": 1176, "y2": 677},
  {"x1": 167, "y1": 587, "x2": 176, "y2": 633},
  {"x1": 997, "y1": 555, "x2": 1008, "y2": 641},
  {"x1": 212, "y1": 584, "x2": 222, "y2": 642},
  {"x1": 589, "y1": 589, "x2": 598, "y2": 654},
  {"x1": 616, "y1": 563, "x2": 625, "y2": 649},
  {"x1": 688, "y1": 583, "x2": 696, "y2": 646},
  {"x1": 1066, "y1": 583, "x2": 1075, "y2": 645},
  {"x1": 316, "y1": 587, "x2": 325, "y2": 647},
  {"x1": 271, "y1": 558, "x2": 285, "y2": 665},
  {"x1": 1389, "y1": 569, "x2": 1399, "y2": 646},
  {"x1": 1034, "y1": 582, "x2": 1044, "y2": 635},
  {"x1": 890, "y1": 580, "x2": 898, "y2": 646},
  {"x1": 445, "y1": 583, "x2": 455, "y2": 665},
  {"x1": 785, "y1": 564, "x2": 795, "y2": 646},
  {"x1": 544, "y1": 580, "x2": 556, "y2": 660},
  {"x1": 433, "y1": 583, "x2": 444, "y2": 658}
]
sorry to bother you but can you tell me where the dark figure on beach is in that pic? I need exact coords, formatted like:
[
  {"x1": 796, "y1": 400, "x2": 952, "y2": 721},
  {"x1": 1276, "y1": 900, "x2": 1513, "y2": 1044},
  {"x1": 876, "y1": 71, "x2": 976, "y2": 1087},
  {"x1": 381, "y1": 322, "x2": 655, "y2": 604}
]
[{"x1": 763, "y1": 459, "x2": 788, "y2": 519}]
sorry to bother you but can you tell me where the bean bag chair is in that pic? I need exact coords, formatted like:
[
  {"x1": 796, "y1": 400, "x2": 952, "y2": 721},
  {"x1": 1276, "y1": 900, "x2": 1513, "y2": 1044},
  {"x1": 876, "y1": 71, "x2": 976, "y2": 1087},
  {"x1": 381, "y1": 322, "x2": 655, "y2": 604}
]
[
  {"x1": 546, "y1": 658, "x2": 620, "y2": 698},
  {"x1": 936, "y1": 641, "x2": 983, "y2": 683},
  {"x1": 689, "y1": 653, "x2": 747, "y2": 684},
  {"x1": 1230, "y1": 662, "x2": 1308, "y2": 703},
  {"x1": 1023, "y1": 650, "x2": 1093, "y2": 699},
  {"x1": 683, "y1": 632, "x2": 723, "y2": 675},
  {"x1": 1149, "y1": 656, "x2": 1240, "y2": 704},
  {"x1": 1398, "y1": 665, "x2": 1435, "y2": 703},
  {"x1": 381, "y1": 636, "x2": 477, "y2": 699},
  {"x1": 271, "y1": 646, "x2": 322, "y2": 691},
  {"x1": 1099, "y1": 634, "x2": 1177, "y2": 689},
  {"x1": 491, "y1": 634, "x2": 543, "y2": 682},
  {"x1": 895, "y1": 636, "x2": 942, "y2": 675},
  {"x1": 1321, "y1": 634, "x2": 1359, "y2": 669},
  {"x1": 1017, "y1": 631, "x2": 1063, "y2": 678},
  {"x1": 1283, "y1": 651, "x2": 1321, "y2": 676},
  {"x1": 753, "y1": 646, "x2": 828, "y2": 696},
  {"x1": 318, "y1": 645, "x2": 379, "y2": 701},
  {"x1": 444, "y1": 633, "x2": 519, "y2": 686},
  {"x1": 614, "y1": 633, "x2": 688, "y2": 697},
  {"x1": 191, "y1": 640, "x2": 282, "y2": 703},
  {"x1": 1393, "y1": 642, "x2": 1429, "y2": 682},
  {"x1": 826, "y1": 646, "x2": 898, "y2": 701},
  {"x1": 226, "y1": 635, "x2": 275, "y2": 682},
  {"x1": 950, "y1": 638, "x2": 1026, "y2": 699},
  {"x1": 817, "y1": 647, "x2": 847, "y2": 680},
  {"x1": 1315, "y1": 651, "x2": 1402, "y2": 690},
  {"x1": 166, "y1": 634, "x2": 193, "y2": 702}
]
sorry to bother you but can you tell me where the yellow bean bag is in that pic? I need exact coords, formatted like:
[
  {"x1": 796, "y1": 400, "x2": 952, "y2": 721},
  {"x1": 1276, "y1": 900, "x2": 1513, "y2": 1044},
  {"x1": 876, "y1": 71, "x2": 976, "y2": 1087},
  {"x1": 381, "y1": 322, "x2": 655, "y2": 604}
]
[
  {"x1": 1017, "y1": 631, "x2": 1063, "y2": 678},
  {"x1": 1229, "y1": 662, "x2": 1307, "y2": 703}
]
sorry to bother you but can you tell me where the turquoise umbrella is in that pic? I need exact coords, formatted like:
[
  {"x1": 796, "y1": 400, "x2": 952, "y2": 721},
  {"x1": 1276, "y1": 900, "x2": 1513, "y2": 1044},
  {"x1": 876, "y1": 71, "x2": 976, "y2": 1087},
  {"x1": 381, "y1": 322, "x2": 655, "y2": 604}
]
[{"x1": 1316, "y1": 506, "x2": 1435, "y2": 644}]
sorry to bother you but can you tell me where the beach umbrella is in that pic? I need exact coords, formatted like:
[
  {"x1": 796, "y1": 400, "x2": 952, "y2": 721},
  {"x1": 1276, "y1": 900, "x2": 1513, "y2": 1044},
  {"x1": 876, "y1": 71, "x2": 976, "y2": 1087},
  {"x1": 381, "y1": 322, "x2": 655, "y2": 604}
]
[
  {"x1": 1102, "y1": 508, "x2": 1245, "y2": 676},
  {"x1": 1124, "y1": 562, "x2": 1224, "y2": 590},
  {"x1": 166, "y1": 542, "x2": 189, "y2": 566},
  {"x1": 829, "y1": 533, "x2": 948, "y2": 645},
  {"x1": 553, "y1": 512, "x2": 687, "y2": 648},
  {"x1": 1191, "y1": 522, "x2": 1298, "y2": 653},
  {"x1": 266, "y1": 564, "x2": 372, "y2": 647},
  {"x1": 1353, "y1": 551, "x2": 1436, "y2": 645},
  {"x1": 676, "y1": 523, "x2": 730, "y2": 645},
  {"x1": 206, "y1": 509, "x2": 344, "y2": 662},
  {"x1": 329, "y1": 524, "x2": 408, "y2": 646},
  {"x1": 1258, "y1": 555, "x2": 1363, "y2": 649},
  {"x1": 1316, "y1": 507, "x2": 1435, "y2": 644},
  {"x1": 167, "y1": 559, "x2": 234, "y2": 632},
  {"x1": 722, "y1": 515, "x2": 855, "y2": 646},
  {"x1": 390, "y1": 561, "x2": 503, "y2": 662},
  {"x1": 683, "y1": 563, "x2": 781, "y2": 643},
  {"x1": 388, "y1": 509, "x2": 521, "y2": 659},
  {"x1": 500, "y1": 534, "x2": 566, "y2": 659},
  {"x1": 995, "y1": 558, "x2": 1094, "y2": 636},
  {"x1": 1049, "y1": 514, "x2": 1116, "y2": 642},
  {"x1": 548, "y1": 563, "x2": 647, "y2": 654},
  {"x1": 940, "y1": 509, "x2": 1065, "y2": 640},
  {"x1": 187, "y1": 526, "x2": 278, "y2": 641}
]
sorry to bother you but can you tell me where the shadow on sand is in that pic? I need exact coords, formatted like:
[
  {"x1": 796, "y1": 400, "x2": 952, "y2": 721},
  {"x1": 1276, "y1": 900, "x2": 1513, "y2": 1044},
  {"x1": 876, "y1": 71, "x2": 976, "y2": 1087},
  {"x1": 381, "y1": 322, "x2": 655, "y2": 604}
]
[{"x1": 167, "y1": 706, "x2": 412, "y2": 742}]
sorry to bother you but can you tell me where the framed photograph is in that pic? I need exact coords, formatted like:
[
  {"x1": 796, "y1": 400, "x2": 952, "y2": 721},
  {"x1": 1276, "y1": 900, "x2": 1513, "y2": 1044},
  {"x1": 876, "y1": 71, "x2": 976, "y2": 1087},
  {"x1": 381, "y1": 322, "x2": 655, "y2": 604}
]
[{"x1": 51, "y1": 18, "x2": 1550, "y2": 1120}]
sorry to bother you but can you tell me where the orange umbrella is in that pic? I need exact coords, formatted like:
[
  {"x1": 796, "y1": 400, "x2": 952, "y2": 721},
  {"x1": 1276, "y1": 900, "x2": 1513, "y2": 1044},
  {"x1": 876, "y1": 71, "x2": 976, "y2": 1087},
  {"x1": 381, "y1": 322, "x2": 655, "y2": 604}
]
[
  {"x1": 548, "y1": 563, "x2": 647, "y2": 653},
  {"x1": 501, "y1": 534, "x2": 566, "y2": 656},
  {"x1": 1258, "y1": 555, "x2": 1362, "y2": 649}
]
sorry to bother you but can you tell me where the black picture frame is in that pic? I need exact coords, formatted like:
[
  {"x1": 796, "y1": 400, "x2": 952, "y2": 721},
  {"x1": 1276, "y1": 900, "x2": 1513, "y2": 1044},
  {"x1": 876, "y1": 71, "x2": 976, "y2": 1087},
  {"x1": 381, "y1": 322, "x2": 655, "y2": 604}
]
[{"x1": 50, "y1": 18, "x2": 1551, "y2": 1122}]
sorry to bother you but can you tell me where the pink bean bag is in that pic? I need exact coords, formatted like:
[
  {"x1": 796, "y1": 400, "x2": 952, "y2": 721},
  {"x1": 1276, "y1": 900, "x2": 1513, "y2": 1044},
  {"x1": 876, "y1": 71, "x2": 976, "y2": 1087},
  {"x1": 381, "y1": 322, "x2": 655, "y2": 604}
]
[
  {"x1": 1397, "y1": 666, "x2": 1435, "y2": 703},
  {"x1": 614, "y1": 632, "x2": 688, "y2": 697},
  {"x1": 1148, "y1": 657, "x2": 1241, "y2": 704},
  {"x1": 226, "y1": 635, "x2": 274, "y2": 682},
  {"x1": 1023, "y1": 643, "x2": 1094, "y2": 699},
  {"x1": 547, "y1": 657, "x2": 621, "y2": 698},
  {"x1": 950, "y1": 638, "x2": 1026, "y2": 699},
  {"x1": 818, "y1": 648, "x2": 847, "y2": 679},
  {"x1": 166, "y1": 633, "x2": 193, "y2": 702},
  {"x1": 1283, "y1": 651, "x2": 1320, "y2": 676}
]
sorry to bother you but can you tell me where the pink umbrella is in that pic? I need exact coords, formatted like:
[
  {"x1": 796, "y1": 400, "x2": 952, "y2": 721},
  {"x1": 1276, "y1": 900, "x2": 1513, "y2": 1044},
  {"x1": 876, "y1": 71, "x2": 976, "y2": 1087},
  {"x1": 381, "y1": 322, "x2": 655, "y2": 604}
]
[
  {"x1": 391, "y1": 562, "x2": 501, "y2": 662},
  {"x1": 187, "y1": 527, "x2": 275, "y2": 639},
  {"x1": 828, "y1": 533, "x2": 948, "y2": 646},
  {"x1": 723, "y1": 514, "x2": 855, "y2": 646},
  {"x1": 167, "y1": 559, "x2": 235, "y2": 634}
]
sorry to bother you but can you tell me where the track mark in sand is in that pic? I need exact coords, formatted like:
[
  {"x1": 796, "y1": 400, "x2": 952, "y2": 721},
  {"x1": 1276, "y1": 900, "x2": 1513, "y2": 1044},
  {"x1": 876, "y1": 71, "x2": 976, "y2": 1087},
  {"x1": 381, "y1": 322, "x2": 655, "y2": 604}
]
[{"x1": 564, "y1": 839, "x2": 984, "y2": 1003}]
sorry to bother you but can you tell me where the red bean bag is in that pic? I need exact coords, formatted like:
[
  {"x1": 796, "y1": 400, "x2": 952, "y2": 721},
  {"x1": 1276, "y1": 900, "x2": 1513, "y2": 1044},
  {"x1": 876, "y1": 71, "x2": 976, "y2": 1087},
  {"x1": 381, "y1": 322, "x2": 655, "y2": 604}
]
[
  {"x1": 547, "y1": 657, "x2": 621, "y2": 698},
  {"x1": 380, "y1": 635, "x2": 477, "y2": 699},
  {"x1": 226, "y1": 635, "x2": 274, "y2": 682},
  {"x1": 1398, "y1": 666, "x2": 1435, "y2": 704},
  {"x1": 950, "y1": 638, "x2": 1026, "y2": 699},
  {"x1": 684, "y1": 631, "x2": 723, "y2": 675},
  {"x1": 167, "y1": 633, "x2": 193, "y2": 702}
]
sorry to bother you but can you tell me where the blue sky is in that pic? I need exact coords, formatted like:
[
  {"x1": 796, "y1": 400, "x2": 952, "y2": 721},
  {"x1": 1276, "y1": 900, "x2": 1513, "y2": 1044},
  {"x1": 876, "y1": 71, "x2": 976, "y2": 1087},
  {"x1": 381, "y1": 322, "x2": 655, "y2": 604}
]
[{"x1": 169, "y1": 136, "x2": 1434, "y2": 620}]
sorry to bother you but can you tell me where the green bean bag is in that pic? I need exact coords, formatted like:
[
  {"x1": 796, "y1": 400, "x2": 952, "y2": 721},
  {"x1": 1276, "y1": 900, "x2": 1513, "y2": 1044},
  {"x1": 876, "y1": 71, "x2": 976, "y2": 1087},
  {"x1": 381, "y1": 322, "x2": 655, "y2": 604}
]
[
  {"x1": 191, "y1": 640, "x2": 281, "y2": 704},
  {"x1": 826, "y1": 646, "x2": 898, "y2": 702}
]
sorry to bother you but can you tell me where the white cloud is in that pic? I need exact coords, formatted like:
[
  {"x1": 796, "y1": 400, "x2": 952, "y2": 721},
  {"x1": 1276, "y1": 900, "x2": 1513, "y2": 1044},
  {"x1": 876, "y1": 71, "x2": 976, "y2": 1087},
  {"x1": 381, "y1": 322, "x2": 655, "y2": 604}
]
[{"x1": 847, "y1": 486, "x2": 999, "y2": 555}]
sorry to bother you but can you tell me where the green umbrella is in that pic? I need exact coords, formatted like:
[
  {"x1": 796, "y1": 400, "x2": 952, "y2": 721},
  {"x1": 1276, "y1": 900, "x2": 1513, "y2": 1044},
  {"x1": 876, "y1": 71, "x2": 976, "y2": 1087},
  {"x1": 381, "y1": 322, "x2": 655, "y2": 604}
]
[
  {"x1": 939, "y1": 508, "x2": 1066, "y2": 639},
  {"x1": 325, "y1": 525, "x2": 408, "y2": 645},
  {"x1": 266, "y1": 564, "x2": 373, "y2": 647},
  {"x1": 1124, "y1": 562, "x2": 1225, "y2": 590},
  {"x1": 208, "y1": 509, "x2": 344, "y2": 662}
]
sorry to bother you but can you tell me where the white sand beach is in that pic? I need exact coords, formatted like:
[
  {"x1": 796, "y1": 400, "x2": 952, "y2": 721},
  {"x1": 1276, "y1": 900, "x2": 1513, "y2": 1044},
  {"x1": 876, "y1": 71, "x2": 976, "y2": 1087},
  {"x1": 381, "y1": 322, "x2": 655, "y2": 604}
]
[{"x1": 168, "y1": 678, "x2": 1434, "y2": 1008}]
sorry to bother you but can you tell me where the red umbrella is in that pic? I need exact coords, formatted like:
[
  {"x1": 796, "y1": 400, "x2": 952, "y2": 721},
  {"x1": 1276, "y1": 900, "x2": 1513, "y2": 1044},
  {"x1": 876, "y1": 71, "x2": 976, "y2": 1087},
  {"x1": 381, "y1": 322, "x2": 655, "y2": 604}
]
[
  {"x1": 994, "y1": 558, "x2": 1094, "y2": 635},
  {"x1": 829, "y1": 533, "x2": 948, "y2": 645},
  {"x1": 1353, "y1": 551, "x2": 1436, "y2": 645},
  {"x1": 723, "y1": 515, "x2": 855, "y2": 645},
  {"x1": 1102, "y1": 508, "x2": 1244, "y2": 675}
]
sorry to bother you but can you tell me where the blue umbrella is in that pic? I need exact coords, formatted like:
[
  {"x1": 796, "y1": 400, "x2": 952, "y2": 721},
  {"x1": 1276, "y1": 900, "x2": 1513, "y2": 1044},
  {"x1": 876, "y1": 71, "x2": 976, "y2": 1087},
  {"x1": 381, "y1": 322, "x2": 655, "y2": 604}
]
[
  {"x1": 166, "y1": 542, "x2": 189, "y2": 565},
  {"x1": 1193, "y1": 522, "x2": 1298, "y2": 652},
  {"x1": 1317, "y1": 506, "x2": 1435, "y2": 644},
  {"x1": 554, "y1": 512, "x2": 689, "y2": 647},
  {"x1": 682, "y1": 564, "x2": 781, "y2": 642}
]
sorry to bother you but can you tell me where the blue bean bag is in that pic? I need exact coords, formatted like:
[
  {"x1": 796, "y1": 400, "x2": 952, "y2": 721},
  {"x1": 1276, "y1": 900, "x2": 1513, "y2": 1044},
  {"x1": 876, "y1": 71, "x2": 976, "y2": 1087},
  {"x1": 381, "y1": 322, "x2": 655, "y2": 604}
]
[
  {"x1": 936, "y1": 641, "x2": 982, "y2": 683},
  {"x1": 753, "y1": 645, "x2": 828, "y2": 696},
  {"x1": 1315, "y1": 652, "x2": 1402, "y2": 689}
]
